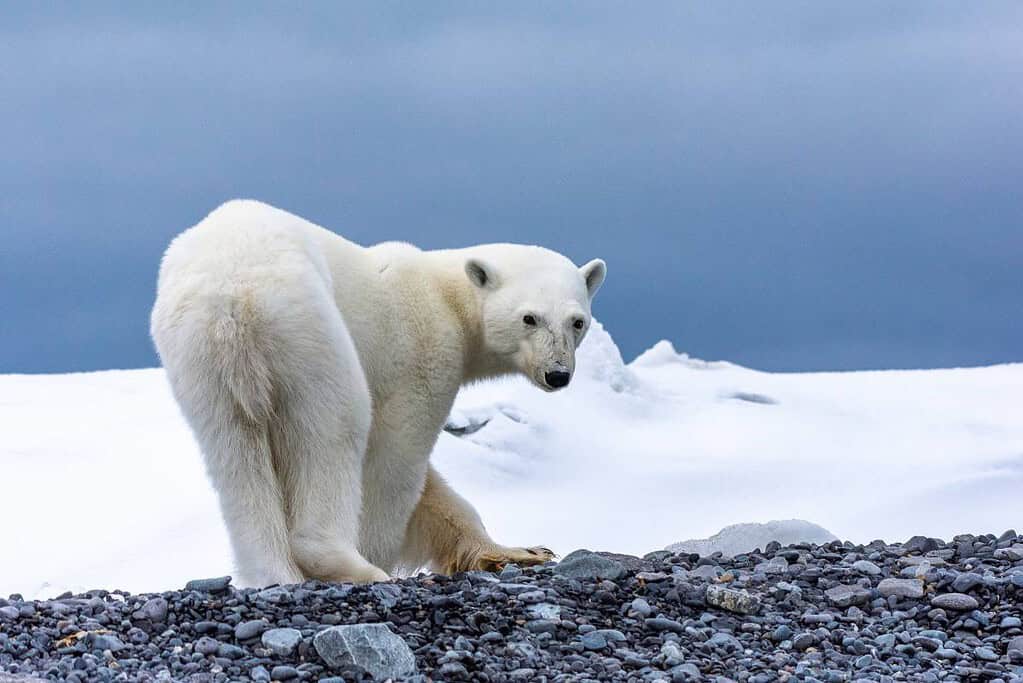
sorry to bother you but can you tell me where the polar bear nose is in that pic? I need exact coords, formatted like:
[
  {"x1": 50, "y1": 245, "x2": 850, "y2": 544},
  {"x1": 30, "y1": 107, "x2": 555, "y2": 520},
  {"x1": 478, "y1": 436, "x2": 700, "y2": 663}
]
[{"x1": 544, "y1": 370, "x2": 571, "y2": 388}]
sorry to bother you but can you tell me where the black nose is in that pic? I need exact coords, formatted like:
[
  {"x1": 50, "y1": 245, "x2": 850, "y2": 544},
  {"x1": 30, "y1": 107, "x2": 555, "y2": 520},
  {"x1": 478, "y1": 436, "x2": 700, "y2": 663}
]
[{"x1": 545, "y1": 370, "x2": 571, "y2": 388}]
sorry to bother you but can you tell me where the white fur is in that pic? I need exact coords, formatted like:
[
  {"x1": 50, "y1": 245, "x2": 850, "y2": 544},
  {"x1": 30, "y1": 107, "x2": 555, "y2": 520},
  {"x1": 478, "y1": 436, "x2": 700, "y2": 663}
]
[{"x1": 151, "y1": 200, "x2": 606, "y2": 587}]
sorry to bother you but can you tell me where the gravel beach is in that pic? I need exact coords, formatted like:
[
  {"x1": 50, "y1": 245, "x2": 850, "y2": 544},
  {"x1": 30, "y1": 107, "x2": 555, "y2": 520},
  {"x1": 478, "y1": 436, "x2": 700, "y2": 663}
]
[{"x1": 2, "y1": 532, "x2": 1022, "y2": 682}]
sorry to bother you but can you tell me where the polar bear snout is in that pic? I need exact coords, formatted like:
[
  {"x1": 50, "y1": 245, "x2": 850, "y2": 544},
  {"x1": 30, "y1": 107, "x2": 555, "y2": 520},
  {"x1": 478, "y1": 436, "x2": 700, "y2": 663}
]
[{"x1": 544, "y1": 369, "x2": 571, "y2": 389}]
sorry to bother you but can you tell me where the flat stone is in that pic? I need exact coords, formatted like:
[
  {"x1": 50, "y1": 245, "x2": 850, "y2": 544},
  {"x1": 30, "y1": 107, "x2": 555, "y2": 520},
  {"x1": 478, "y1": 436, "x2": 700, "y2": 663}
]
[
  {"x1": 930, "y1": 593, "x2": 979, "y2": 611},
  {"x1": 878, "y1": 578, "x2": 924, "y2": 599},
  {"x1": 184, "y1": 576, "x2": 232, "y2": 592},
  {"x1": 824, "y1": 584, "x2": 871, "y2": 608},
  {"x1": 705, "y1": 585, "x2": 761, "y2": 615},
  {"x1": 313, "y1": 624, "x2": 416, "y2": 680},
  {"x1": 852, "y1": 560, "x2": 881, "y2": 576}
]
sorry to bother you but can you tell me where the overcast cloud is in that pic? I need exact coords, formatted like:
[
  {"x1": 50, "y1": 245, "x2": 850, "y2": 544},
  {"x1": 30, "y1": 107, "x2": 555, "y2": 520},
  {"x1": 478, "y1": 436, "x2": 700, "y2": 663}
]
[{"x1": 2, "y1": 2, "x2": 1021, "y2": 372}]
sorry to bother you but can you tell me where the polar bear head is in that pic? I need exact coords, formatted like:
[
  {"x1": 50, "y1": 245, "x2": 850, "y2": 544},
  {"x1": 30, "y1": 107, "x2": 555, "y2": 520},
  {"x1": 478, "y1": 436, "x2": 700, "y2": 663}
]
[{"x1": 464, "y1": 245, "x2": 606, "y2": 391}]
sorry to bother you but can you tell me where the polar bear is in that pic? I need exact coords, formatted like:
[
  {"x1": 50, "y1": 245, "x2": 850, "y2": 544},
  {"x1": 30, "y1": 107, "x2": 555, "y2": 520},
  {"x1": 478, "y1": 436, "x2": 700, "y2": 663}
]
[{"x1": 151, "y1": 200, "x2": 606, "y2": 587}]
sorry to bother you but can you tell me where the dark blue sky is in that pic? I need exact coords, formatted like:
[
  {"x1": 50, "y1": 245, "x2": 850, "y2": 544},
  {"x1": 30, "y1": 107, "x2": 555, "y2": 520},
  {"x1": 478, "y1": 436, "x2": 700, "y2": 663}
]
[{"x1": 2, "y1": 3, "x2": 1021, "y2": 373}]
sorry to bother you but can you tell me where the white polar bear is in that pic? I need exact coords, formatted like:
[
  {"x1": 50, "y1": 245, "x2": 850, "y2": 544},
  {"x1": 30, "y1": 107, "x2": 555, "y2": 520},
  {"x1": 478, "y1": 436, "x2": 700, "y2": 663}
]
[{"x1": 151, "y1": 200, "x2": 606, "y2": 587}]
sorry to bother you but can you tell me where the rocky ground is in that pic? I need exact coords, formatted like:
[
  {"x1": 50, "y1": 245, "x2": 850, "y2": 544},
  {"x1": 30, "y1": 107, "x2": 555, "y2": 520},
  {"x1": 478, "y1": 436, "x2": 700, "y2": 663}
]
[{"x1": 1, "y1": 533, "x2": 1022, "y2": 682}]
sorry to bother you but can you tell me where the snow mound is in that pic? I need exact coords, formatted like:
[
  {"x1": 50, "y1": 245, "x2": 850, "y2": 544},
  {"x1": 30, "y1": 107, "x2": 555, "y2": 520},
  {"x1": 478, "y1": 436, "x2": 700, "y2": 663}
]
[
  {"x1": 630, "y1": 339, "x2": 734, "y2": 370},
  {"x1": 666, "y1": 520, "x2": 839, "y2": 557},
  {"x1": 576, "y1": 320, "x2": 635, "y2": 392},
  {"x1": 1, "y1": 328, "x2": 1022, "y2": 598}
]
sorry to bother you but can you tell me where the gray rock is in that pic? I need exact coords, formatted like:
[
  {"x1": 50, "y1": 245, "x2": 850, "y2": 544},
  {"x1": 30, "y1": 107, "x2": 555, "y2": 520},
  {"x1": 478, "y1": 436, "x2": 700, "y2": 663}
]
[
  {"x1": 250, "y1": 665, "x2": 270, "y2": 682},
  {"x1": 952, "y1": 572, "x2": 984, "y2": 593},
  {"x1": 852, "y1": 560, "x2": 881, "y2": 576},
  {"x1": 261, "y1": 628, "x2": 302, "y2": 657},
  {"x1": 313, "y1": 624, "x2": 416, "y2": 679},
  {"x1": 975, "y1": 646, "x2": 998, "y2": 661},
  {"x1": 1001, "y1": 616, "x2": 1022, "y2": 628},
  {"x1": 628, "y1": 597, "x2": 652, "y2": 618},
  {"x1": 708, "y1": 632, "x2": 742, "y2": 653},
  {"x1": 1008, "y1": 636, "x2": 1023, "y2": 654},
  {"x1": 216, "y1": 643, "x2": 245, "y2": 659},
  {"x1": 930, "y1": 593, "x2": 979, "y2": 611},
  {"x1": 269, "y1": 665, "x2": 298, "y2": 680},
  {"x1": 824, "y1": 584, "x2": 871, "y2": 608},
  {"x1": 195, "y1": 636, "x2": 220, "y2": 656},
  {"x1": 526, "y1": 602, "x2": 561, "y2": 620},
  {"x1": 369, "y1": 583, "x2": 402, "y2": 609},
  {"x1": 793, "y1": 633, "x2": 817, "y2": 651},
  {"x1": 132, "y1": 597, "x2": 168, "y2": 622},
  {"x1": 184, "y1": 576, "x2": 232, "y2": 592},
  {"x1": 553, "y1": 550, "x2": 627, "y2": 581},
  {"x1": 90, "y1": 634, "x2": 126, "y2": 652},
  {"x1": 234, "y1": 619, "x2": 268, "y2": 641},
  {"x1": 0, "y1": 606, "x2": 19, "y2": 622},
  {"x1": 580, "y1": 631, "x2": 607, "y2": 650},
  {"x1": 878, "y1": 578, "x2": 924, "y2": 599},
  {"x1": 705, "y1": 585, "x2": 761, "y2": 614}
]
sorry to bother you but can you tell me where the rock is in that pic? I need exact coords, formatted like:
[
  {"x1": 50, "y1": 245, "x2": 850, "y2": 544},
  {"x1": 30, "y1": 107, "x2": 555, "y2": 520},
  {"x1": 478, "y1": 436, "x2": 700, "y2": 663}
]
[
  {"x1": 313, "y1": 624, "x2": 416, "y2": 679},
  {"x1": 261, "y1": 628, "x2": 302, "y2": 657},
  {"x1": 793, "y1": 632, "x2": 816, "y2": 651},
  {"x1": 852, "y1": 560, "x2": 881, "y2": 576},
  {"x1": 553, "y1": 550, "x2": 627, "y2": 580},
  {"x1": 975, "y1": 646, "x2": 998, "y2": 661},
  {"x1": 216, "y1": 643, "x2": 245, "y2": 659},
  {"x1": 195, "y1": 636, "x2": 219, "y2": 656},
  {"x1": 234, "y1": 619, "x2": 268, "y2": 641},
  {"x1": 952, "y1": 572, "x2": 984, "y2": 593},
  {"x1": 250, "y1": 665, "x2": 271, "y2": 682},
  {"x1": 184, "y1": 576, "x2": 232, "y2": 592},
  {"x1": 132, "y1": 597, "x2": 168, "y2": 622},
  {"x1": 708, "y1": 632, "x2": 742, "y2": 653},
  {"x1": 824, "y1": 584, "x2": 871, "y2": 608},
  {"x1": 705, "y1": 585, "x2": 761, "y2": 615},
  {"x1": 627, "y1": 597, "x2": 652, "y2": 618},
  {"x1": 370, "y1": 583, "x2": 403, "y2": 608},
  {"x1": 269, "y1": 665, "x2": 298, "y2": 680},
  {"x1": 644, "y1": 617, "x2": 684, "y2": 633},
  {"x1": 0, "y1": 606, "x2": 19, "y2": 622},
  {"x1": 89, "y1": 634, "x2": 126, "y2": 652},
  {"x1": 878, "y1": 578, "x2": 924, "y2": 599},
  {"x1": 580, "y1": 631, "x2": 607, "y2": 650},
  {"x1": 930, "y1": 593, "x2": 980, "y2": 611}
]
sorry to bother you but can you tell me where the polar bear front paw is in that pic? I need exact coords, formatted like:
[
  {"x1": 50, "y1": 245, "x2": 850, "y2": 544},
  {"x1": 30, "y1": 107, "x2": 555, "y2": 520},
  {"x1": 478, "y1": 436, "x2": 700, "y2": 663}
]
[{"x1": 476, "y1": 545, "x2": 556, "y2": 572}]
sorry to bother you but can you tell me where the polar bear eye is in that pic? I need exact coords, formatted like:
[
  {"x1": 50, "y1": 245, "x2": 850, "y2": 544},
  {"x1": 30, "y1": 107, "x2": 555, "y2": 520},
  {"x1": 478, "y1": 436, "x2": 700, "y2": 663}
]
[
  {"x1": 523, "y1": 315, "x2": 537, "y2": 326},
  {"x1": 573, "y1": 319, "x2": 585, "y2": 330}
]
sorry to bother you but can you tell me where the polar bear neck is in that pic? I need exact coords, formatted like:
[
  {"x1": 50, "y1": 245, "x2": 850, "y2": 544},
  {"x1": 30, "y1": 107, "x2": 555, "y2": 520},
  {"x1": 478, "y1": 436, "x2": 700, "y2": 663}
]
[{"x1": 422, "y1": 249, "x2": 517, "y2": 385}]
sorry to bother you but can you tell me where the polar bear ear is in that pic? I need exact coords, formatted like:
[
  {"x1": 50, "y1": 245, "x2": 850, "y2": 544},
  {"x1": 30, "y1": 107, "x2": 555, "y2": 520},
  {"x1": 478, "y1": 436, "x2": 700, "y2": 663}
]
[
  {"x1": 465, "y1": 258, "x2": 498, "y2": 289},
  {"x1": 580, "y1": 258, "x2": 606, "y2": 299}
]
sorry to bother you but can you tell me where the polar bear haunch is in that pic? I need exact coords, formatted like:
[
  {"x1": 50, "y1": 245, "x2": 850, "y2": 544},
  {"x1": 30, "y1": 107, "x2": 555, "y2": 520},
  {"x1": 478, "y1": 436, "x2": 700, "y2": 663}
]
[{"x1": 150, "y1": 200, "x2": 606, "y2": 587}]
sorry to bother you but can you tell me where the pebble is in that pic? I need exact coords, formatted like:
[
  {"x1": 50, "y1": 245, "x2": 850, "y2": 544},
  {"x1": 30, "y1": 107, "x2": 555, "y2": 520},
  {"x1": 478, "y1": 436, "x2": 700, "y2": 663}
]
[
  {"x1": 261, "y1": 627, "x2": 302, "y2": 657},
  {"x1": 930, "y1": 593, "x2": 980, "y2": 611},
  {"x1": 0, "y1": 532, "x2": 1020, "y2": 682},
  {"x1": 184, "y1": 576, "x2": 232, "y2": 592},
  {"x1": 552, "y1": 549, "x2": 627, "y2": 580},
  {"x1": 234, "y1": 619, "x2": 268, "y2": 641},
  {"x1": 878, "y1": 578, "x2": 924, "y2": 599}
]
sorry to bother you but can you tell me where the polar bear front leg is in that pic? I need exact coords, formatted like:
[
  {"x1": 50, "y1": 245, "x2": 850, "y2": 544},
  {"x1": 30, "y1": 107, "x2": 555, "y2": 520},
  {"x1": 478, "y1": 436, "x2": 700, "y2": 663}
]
[{"x1": 399, "y1": 465, "x2": 555, "y2": 574}]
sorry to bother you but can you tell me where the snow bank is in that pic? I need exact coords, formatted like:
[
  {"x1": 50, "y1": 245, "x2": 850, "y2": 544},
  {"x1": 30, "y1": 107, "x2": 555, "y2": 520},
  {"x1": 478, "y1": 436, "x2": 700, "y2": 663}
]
[
  {"x1": 666, "y1": 520, "x2": 839, "y2": 557},
  {"x1": 1, "y1": 325, "x2": 1021, "y2": 598}
]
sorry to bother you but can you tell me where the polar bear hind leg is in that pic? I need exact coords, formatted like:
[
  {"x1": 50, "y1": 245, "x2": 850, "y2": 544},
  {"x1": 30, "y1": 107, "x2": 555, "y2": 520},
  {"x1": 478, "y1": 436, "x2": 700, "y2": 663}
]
[{"x1": 154, "y1": 269, "x2": 386, "y2": 586}]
